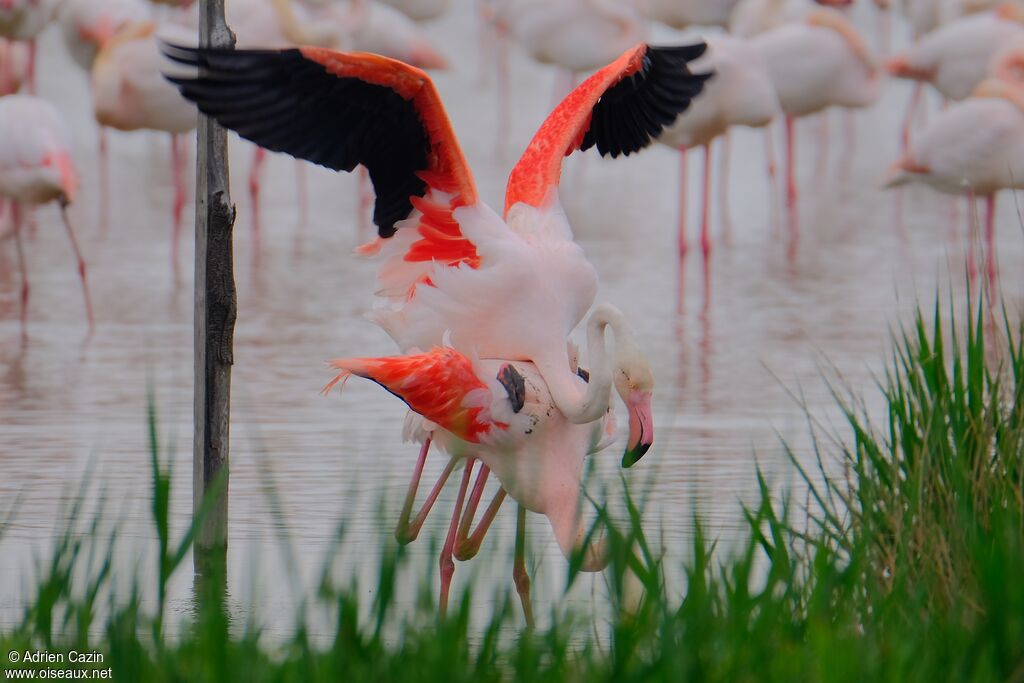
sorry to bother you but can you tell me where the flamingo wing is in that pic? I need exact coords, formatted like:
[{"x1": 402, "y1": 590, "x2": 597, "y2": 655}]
[
  {"x1": 504, "y1": 42, "x2": 711, "y2": 215},
  {"x1": 162, "y1": 44, "x2": 477, "y2": 238},
  {"x1": 324, "y1": 347, "x2": 508, "y2": 443}
]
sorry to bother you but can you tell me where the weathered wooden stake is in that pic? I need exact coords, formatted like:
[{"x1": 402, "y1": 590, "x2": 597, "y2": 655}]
[{"x1": 193, "y1": 0, "x2": 236, "y2": 576}]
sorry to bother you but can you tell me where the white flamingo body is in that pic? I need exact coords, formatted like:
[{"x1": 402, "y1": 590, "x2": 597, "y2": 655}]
[
  {"x1": 499, "y1": 0, "x2": 646, "y2": 73},
  {"x1": 92, "y1": 23, "x2": 197, "y2": 134},
  {"x1": 347, "y1": 0, "x2": 448, "y2": 68},
  {"x1": 0, "y1": 96, "x2": 75, "y2": 204},
  {"x1": 371, "y1": 201, "x2": 599, "y2": 390},
  {"x1": 889, "y1": 95, "x2": 1024, "y2": 195},
  {"x1": 659, "y1": 35, "x2": 779, "y2": 148},
  {"x1": 887, "y1": 9, "x2": 1024, "y2": 101},
  {"x1": 752, "y1": 16, "x2": 882, "y2": 117}
]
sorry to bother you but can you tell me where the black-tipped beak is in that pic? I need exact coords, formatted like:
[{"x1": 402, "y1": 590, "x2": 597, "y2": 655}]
[{"x1": 621, "y1": 389, "x2": 653, "y2": 468}]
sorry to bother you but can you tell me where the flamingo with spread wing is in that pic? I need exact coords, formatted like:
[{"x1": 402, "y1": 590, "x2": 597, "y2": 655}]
[{"x1": 165, "y1": 41, "x2": 709, "y2": 616}]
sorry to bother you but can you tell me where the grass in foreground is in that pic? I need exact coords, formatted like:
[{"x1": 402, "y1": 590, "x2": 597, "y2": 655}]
[{"x1": 1, "y1": 296, "x2": 1022, "y2": 682}]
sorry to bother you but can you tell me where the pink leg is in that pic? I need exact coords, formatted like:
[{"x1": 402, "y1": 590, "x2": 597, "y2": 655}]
[
  {"x1": 901, "y1": 83, "x2": 923, "y2": 154},
  {"x1": 60, "y1": 203, "x2": 95, "y2": 331},
  {"x1": 98, "y1": 126, "x2": 110, "y2": 235},
  {"x1": 11, "y1": 203, "x2": 27, "y2": 329},
  {"x1": 395, "y1": 438, "x2": 460, "y2": 544},
  {"x1": 513, "y1": 505, "x2": 534, "y2": 628},
  {"x1": 700, "y1": 144, "x2": 712, "y2": 272},
  {"x1": 439, "y1": 458, "x2": 474, "y2": 617},
  {"x1": 677, "y1": 145, "x2": 688, "y2": 260},
  {"x1": 454, "y1": 465, "x2": 507, "y2": 560},
  {"x1": 966, "y1": 191, "x2": 978, "y2": 285},
  {"x1": 718, "y1": 133, "x2": 732, "y2": 246},
  {"x1": 249, "y1": 146, "x2": 267, "y2": 244},
  {"x1": 984, "y1": 193, "x2": 997, "y2": 295},
  {"x1": 785, "y1": 116, "x2": 799, "y2": 259},
  {"x1": 841, "y1": 110, "x2": 856, "y2": 182},
  {"x1": 170, "y1": 134, "x2": 186, "y2": 280}
]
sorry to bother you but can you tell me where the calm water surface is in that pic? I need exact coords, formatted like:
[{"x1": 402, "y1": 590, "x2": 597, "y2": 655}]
[{"x1": 1, "y1": 6, "x2": 1021, "y2": 633}]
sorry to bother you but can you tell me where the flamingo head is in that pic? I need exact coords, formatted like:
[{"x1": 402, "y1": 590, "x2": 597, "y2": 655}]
[{"x1": 614, "y1": 343, "x2": 655, "y2": 468}]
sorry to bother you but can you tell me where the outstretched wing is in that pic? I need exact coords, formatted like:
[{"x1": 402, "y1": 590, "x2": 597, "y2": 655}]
[
  {"x1": 163, "y1": 45, "x2": 477, "y2": 239},
  {"x1": 504, "y1": 43, "x2": 711, "y2": 215},
  {"x1": 323, "y1": 347, "x2": 506, "y2": 443}
]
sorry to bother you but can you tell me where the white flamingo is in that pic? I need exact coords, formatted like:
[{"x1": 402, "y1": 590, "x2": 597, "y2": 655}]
[{"x1": 0, "y1": 95, "x2": 92, "y2": 331}]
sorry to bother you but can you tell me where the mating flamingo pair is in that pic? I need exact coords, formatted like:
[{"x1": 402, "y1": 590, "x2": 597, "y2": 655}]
[{"x1": 168, "y1": 39, "x2": 711, "y2": 620}]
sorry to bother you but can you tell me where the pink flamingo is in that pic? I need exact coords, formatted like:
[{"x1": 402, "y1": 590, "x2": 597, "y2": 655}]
[
  {"x1": 0, "y1": 95, "x2": 92, "y2": 331},
  {"x1": 885, "y1": 47, "x2": 1024, "y2": 294},
  {"x1": 887, "y1": 4, "x2": 1024, "y2": 152},
  {"x1": 656, "y1": 35, "x2": 780, "y2": 275},
  {"x1": 92, "y1": 21, "x2": 198, "y2": 278},
  {"x1": 324, "y1": 312, "x2": 640, "y2": 622},
  {"x1": 750, "y1": 8, "x2": 882, "y2": 254},
  {"x1": 0, "y1": 0, "x2": 60, "y2": 94},
  {"x1": 167, "y1": 41, "x2": 703, "y2": 611}
]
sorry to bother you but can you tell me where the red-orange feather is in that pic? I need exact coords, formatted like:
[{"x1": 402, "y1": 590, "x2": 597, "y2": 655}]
[
  {"x1": 504, "y1": 44, "x2": 648, "y2": 216},
  {"x1": 299, "y1": 48, "x2": 484, "y2": 273},
  {"x1": 323, "y1": 347, "x2": 506, "y2": 443}
]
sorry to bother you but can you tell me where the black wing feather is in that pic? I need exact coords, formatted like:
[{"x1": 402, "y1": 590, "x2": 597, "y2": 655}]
[
  {"x1": 163, "y1": 44, "x2": 429, "y2": 237},
  {"x1": 580, "y1": 44, "x2": 714, "y2": 158}
]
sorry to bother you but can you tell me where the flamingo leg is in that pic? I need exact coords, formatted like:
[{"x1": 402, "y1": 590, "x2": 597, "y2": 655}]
[
  {"x1": 966, "y1": 191, "x2": 978, "y2": 285},
  {"x1": 984, "y1": 193, "x2": 997, "y2": 295},
  {"x1": 718, "y1": 133, "x2": 732, "y2": 246},
  {"x1": 513, "y1": 504, "x2": 534, "y2": 628},
  {"x1": 900, "y1": 82, "x2": 923, "y2": 154},
  {"x1": 170, "y1": 134, "x2": 186, "y2": 279},
  {"x1": 395, "y1": 438, "x2": 459, "y2": 544},
  {"x1": 785, "y1": 115, "x2": 799, "y2": 257},
  {"x1": 840, "y1": 110, "x2": 856, "y2": 182},
  {"x1": 454, "y1": 464, "x2": 507, "y2": 561},
  {"x1": 12, "y1": 202, "x2": 27, "y2": 329},
  {"x1": 677, "y1": 145, "x2": 688, "y2": 260},
  {"x1": 249, "y1": 146, "x2": 267, "y2": 244},
  {"x1": 815, "y1": 110, "x2": 829, "y2": 181},
  {"x1": 439, "y1": 458, "x2": 475, "y2": 617},
  {"x1": 98, "y1": 126, "x2": 110, "y2": 234},
  {"x1": 696, "y1": 145, "x2": 712, "y2": 294},
  {"x1": 60, "y1": 203, "x2": 95, "y2": 332},
  {"x1": 295, "y1": 159, "x2": 308, "y2": 226}
]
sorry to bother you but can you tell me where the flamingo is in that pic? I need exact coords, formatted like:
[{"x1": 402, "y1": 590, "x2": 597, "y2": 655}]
[
  {"x1": 884, "y1": 47, "x2": 1024, "y2": 293},
  {"x1": 488, "y1": 0, "x2": 646, "y2": 151},
  {"x1": 0, "y1": 0, "x2": 60, "y2": 94},
  {"x1": 750, "y1": 8, "x2": 882, "y2": 251},
  {"x1": 59, "y1": 0, "x2": 155, "y2": 230},
  {"x1": 887, "y1": 4, "x2": 1024, "y2": 151},
  {"x1": 324, "y1": 308, "x2": 641, "y2": 621},
  {"x1": 638, "y1": 0, "x2": 746, "y2": 30},
  {"x1": 167, "y1": 40, "x2": 706, "y2": 611},
  {"x1": 167, "y1": 41, "x2": 705, "y2": 442},
  {"x1": 0, "y1": 95, "x2": 92, "y2": 331},
  {"x1": 656, "y1": 35, "x2": 780, "y2": 274},
  {"x1": 92, "y1": 21, "x2": 198, "y2": 277}
]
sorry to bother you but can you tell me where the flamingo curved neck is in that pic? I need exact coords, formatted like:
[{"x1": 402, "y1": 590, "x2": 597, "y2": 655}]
[{"x1": 538, "y1": 304, "x2": 625, "y2": 425}]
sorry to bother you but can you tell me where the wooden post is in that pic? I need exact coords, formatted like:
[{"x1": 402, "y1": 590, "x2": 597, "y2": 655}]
[{"x1": 193, "y1": 0, "x2": 236, "y2": 577}]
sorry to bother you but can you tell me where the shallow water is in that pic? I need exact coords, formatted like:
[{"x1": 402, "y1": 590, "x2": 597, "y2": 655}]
[{"x1": 1, "y1": 4, "x2": 1021, "y2": 633}]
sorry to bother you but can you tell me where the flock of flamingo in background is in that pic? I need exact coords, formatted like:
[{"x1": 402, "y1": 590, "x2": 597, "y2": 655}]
[{"x1": 1, "y1": 0, "x2": 1023, "y2": 622}]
